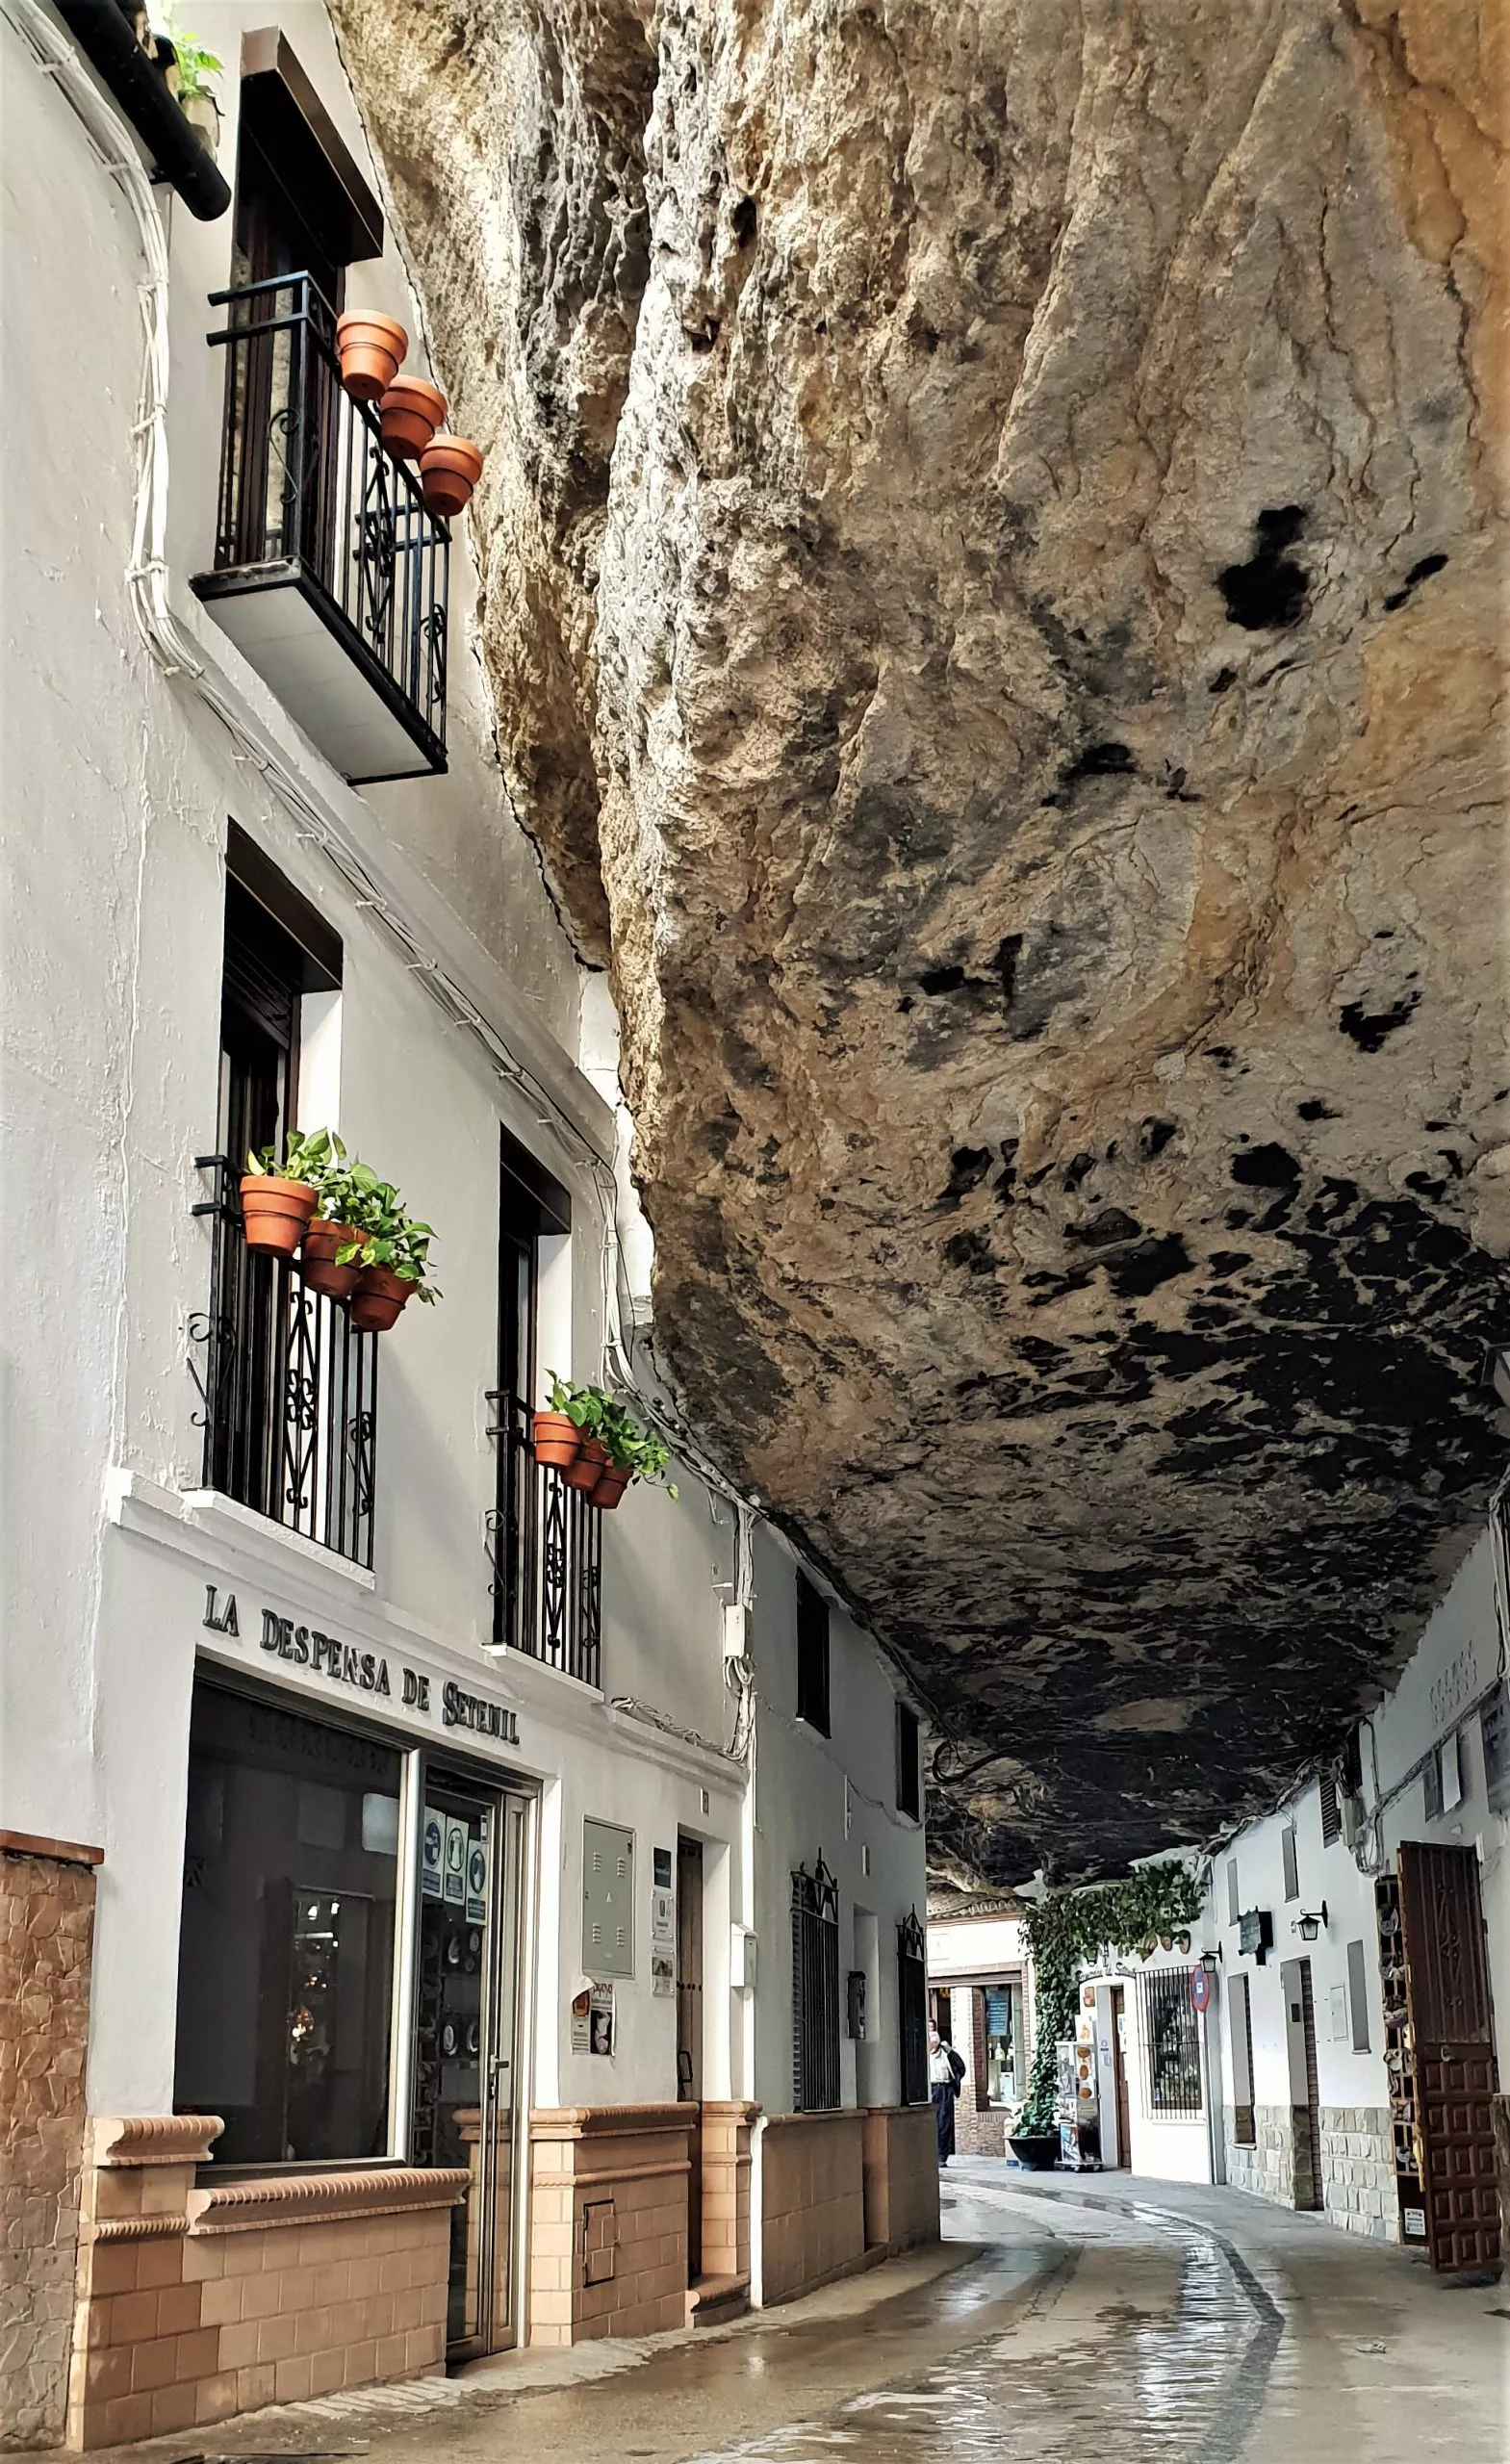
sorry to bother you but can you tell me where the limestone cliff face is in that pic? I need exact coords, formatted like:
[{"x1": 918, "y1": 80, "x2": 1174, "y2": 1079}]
[{"x1": 331, "y1": 0, "x2": 1507, "y2": 1879}]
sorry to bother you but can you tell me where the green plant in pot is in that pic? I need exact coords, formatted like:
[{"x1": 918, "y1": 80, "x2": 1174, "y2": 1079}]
[
  {"x1": 240, "y1": 1127, "x2": 339, "y2": 1257},
  {"x1": 533, "y1": 1378, "x2": 678, "y2": 1509},
  {"x1": 338, "y1": 1166, "x2": 439, "y2": 1332},
  {"x1": 295, "y1": 1134, "x2": 367, "y2": 1302},
  {"x1": 164, "y1": 20, "x2": 223, "y2": 153},
  {"x1": 595, "y1": 1397, "x2": 678, "y2": 1512}
]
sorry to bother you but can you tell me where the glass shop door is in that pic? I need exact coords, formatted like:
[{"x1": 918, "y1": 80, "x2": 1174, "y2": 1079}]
[{"x1": 409, "y1": 1773, "x2": 528, "y2": 2356}]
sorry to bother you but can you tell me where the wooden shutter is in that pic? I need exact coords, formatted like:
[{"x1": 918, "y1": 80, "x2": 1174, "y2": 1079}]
[{"x1": 1397, "y1": 1841, "x2": 1500, "y2": 2273}]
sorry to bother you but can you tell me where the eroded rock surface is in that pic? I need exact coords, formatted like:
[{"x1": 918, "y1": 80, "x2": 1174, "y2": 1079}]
[{"x1": 332, "y1": 0, "x2": 1507, "y2": 1880}]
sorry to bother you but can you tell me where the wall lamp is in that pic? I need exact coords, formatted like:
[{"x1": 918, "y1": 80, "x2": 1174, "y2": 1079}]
[
  {"x1": 1295, "y1": 1905, "x2": 1328, "y2": 1941},
  {"x1": 1200, "y1": 1951, "x2": 1220, "y2": 1976}
]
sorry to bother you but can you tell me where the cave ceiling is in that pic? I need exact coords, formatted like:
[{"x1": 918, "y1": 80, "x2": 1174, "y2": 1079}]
[{"x1": 331, "y1": 0, "x2": 1508, "y2": 1881}]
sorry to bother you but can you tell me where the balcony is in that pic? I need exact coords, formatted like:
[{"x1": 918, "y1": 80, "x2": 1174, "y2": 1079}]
[
  {"x1": 192, "y1": 276, "x2": 448, "y2": 783},
  {"x1": 191, "y1": 1157, "x2": 377, "y2": 1569},
  {"x1": 487, "y1": 1392, "x2": 601, "y2": 1687}
]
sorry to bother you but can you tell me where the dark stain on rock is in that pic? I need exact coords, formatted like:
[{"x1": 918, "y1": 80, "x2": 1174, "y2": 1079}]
[
  {"x1": 1217, "y1": 505, "x2": 1310, "y2": 630},
  {"x1": 943, "y1": 1226, "x2": 998, "y2": 1274},
  {"x1": 1140, "y1": 1117, "x2": 1178, "y2": 1159},
  {"x1": 1061, "y1": 739, "x2": 1136, "y2": 787},
  {"x1": 1103, "y1": 1234, "x2": 1193, "y2": 1296},
  {"x1": 1382, "y1": 550, "x2": 1448, "y2": 612},
  {"x1": 938, "y1": 1145, "x2": 993, "y2": 1209},
  {"x1": 1067, "y1": 1208, "x2": 1143, "y2": 1247},
  {"x1": 1231, "y1": 1142, "x2": 1301, "y2": 1188},
  {"x1": 1339, "y1": 989, "x2": 1420, "y2": 1051},
  {"x1": 1297, "y1": 1097, "x2": 1341, "y2": 1120}
]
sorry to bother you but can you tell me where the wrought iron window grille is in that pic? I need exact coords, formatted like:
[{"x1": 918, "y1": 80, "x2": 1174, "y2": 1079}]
[
  {"x1": 196, "y1": 273, "x2": 449, "y2": 779},
  {"x1": 897, "y1": 1908, "x2": 929, "y2": 2107},
  {"x1": 190, "y1": 1155, "x2": 376, "y2": 1568},
  {"x1": 485, "y1": 1391, "x2": 601, "y2": 1689},
  {"x1": 1137, "y1": 1966, "x2": 1203, "y2": 2118},
  {"x1": 791, "y1": 1854, "x2": 841, "y2": 2113}
]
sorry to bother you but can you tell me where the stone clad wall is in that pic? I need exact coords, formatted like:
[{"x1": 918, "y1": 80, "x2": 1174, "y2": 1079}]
[
  {"x1": 1223, "y1": 2103, "x2": 1300, "y2": 2209},
  {"x1": 0, "y1": 1835, "x2": 100, "y2": 2451},
  {"x1": 1317, "y1": 2106, "x2": 1397, "y2": 2243}
]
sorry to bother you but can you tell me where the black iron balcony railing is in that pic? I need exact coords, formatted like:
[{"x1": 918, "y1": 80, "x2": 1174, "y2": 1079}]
[
  {"x1": 192, "y1": 273, "x2": 448, "y2": 783},
  {"x1": 486, "y1": 1389, "x2": 601, "y2": 1687},
  {"x1": 191, "y1": 1157, "x2": 377, "y2": 1569}
]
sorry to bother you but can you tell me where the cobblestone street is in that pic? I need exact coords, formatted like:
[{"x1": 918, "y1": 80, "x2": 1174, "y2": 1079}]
[{"x1": 61, "y1": 2163, "x2": 1506, "y2": 2464}]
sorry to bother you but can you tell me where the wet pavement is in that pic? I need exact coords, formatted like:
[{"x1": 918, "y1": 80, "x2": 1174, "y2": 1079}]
[{"x1": 73, "y1": 2161, "x2": 1508, "y2": 2464}]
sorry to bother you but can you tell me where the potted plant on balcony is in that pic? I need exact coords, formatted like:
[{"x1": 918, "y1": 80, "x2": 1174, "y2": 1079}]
[
  {"x1": 379, "y1": 376, "x2": 448, "y2": 462},
  {"x1": 593, "y1": 1399, "x2": 678, "y2": 1511},
  {"x1": 341, "y1": 1168, "x2": 438, "y2": 1331},
  {"x1": 420, "y1": 433, "x2": 485, "y2": 520},
  {"x1": 240, "y1": 1128, "x2": 335, "y2": 1255},
  {"x1": 533, "y1": 1373, "x2": 585, "y2": 1470},
  {"x1": 335, "y1": 312, "x2": 409, "y2": 402},
  {"x1": 296, "y1": 1137, "x2": 367, "y2": 1302}
]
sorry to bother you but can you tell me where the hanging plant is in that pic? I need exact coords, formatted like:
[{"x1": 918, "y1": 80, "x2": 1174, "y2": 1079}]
[
  {"x1": 1017, "y1": 1861, "x2": 1206, "y2": 2134},
  {"x1": 537, "y1": 1376, "x2": 678, "y2": 1507},
  {"x1": 240, "y1": 1127, "x2": 339, "y2": 1255}
]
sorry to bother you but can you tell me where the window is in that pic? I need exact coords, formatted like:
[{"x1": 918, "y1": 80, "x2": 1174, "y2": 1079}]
[
  {"x1": 795, "y1": 1574, "x2": 831, "y2": 1734},
  {"x1": 174, "y1": 1681, "x2": 400, "y2": 2164},
  {"x1": 1138, "y1": 1968, "x2": 1202, "y2": 2117},
  {"x1": 896, "y1": 1702, "x2": 921, "y2": 1819},
  {"x1": 1345, "y1": 1938, "x2": 1370, "y2": 2052},
  {"x1": 982, "y1": 1983, "x2": 1019, "y2": 2106},
  {"x1": 1230, "y1": 1970, "x2": 1256, "y2": 2144},
  {"x1": 487, "y1": 1131, "x2": 601, "y2": 1682},
  {"x1": 1226, "y1": 1858, "x2": 1240, "y2": 1925},
  {"x1": 1281, "y1": 1824, "x2": 1299, "y2": 1902},
  {"x1": 897, "y1": 1911, "x2": 928, "y2": 2105},
  {"x1": 196, "y1": 835, "x2": 373, "y2": 1565},
  {"x1": 1318, "y1": 1772, "x2": 1342, "y2": 1846},
  {"x1": 791, "y1": 1858, "x2": 840, "y2": 2111}
]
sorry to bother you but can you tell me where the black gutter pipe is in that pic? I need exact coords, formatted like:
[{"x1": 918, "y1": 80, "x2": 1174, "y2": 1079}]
[{"x1": 52, "y1": 0, "x2": 231, "y2": 219}]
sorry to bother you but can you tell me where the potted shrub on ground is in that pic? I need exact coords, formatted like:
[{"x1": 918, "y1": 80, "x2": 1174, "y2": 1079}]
[
  {"x1": 240, "y1": 1129, "x2": 336, "y2": 1256},
  {"x1": 335, "y1": 313, "x2": 409, "y2": 402}
]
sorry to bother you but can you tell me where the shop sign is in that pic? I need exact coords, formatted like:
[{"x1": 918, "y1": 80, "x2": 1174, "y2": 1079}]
[{"x1": 201, "y1": 1585, "x2": 519, "y2": 1747}]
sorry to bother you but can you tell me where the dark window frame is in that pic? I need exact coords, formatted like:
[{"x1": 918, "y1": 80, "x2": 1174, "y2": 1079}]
[
  {"x1": 895, "y1": 1701, "x2": 921, "y2": 1820},
  {"x1": 791, "y1": 1857, "x2": 840, "y2": 2112},
  {"x1": 795, "y1": 1574, "x2": 831, "y2": 1736},
  {"x1": 1138, "y1": 1967, "x2": 1203, "y2": 2118}
]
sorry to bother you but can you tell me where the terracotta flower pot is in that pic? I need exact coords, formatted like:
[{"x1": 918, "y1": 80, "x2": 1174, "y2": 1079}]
[
  {"x1": 591, "y1": 1466, "x2": 632, "y2": 1512},
  {"x1": 335, "y1": 312, "x2": 409, "y2": 402},
  {"x1": 532, "y1": 1410, "x2": 581, "y2": 1471},
  {"x1": 420, "y1": 433, "x2": 484, "y2": 520},
  {"x1": 378, "y1": 375, "x2": 447, "y2": 461},
  {"x1": 349, "y1": 1264, "x2": 412, "y2": 1333},
  {"x1": 239, "y1": 1174, "x2": 317, "y2": 1256},
  {"x1": 299, "y1": 1220, "x2": 364, "y2": 1301},
  {"x1": 565, "y1": 1435, "x2": 611, "y2": 1494}
]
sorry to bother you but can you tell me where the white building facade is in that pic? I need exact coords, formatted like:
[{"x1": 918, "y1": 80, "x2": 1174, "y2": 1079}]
[{"x1": 0, "y1": 5, "x2": 934, "y2": 2448}]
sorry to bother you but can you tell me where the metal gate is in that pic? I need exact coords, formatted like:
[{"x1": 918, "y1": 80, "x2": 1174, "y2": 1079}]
[{"x1": 1397, "y1": 1840, "x2": 1501, "y2": 2273}]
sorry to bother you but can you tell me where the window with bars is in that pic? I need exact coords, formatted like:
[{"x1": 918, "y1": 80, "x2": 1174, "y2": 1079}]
[
  {"x1": 896, "y1": 1702, "x2": 921, "y2": 1820},
  {"x1": 795, "y1": 1574, "x2": 831, "y2": 1735},
  {"x1": 897, "y1": 1910, "x2": 928, "y2": 2106},
  {"x1": 791, "y1": 1857, "x2": 840, "y2": 2111},
  {"x1": 1139, "y1": 1967, "x2": 1203, "y2": 2117}
]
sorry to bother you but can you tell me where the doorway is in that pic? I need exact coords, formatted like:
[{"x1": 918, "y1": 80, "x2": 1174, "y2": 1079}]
[
  {"x1": 1280, "y1": 1956, "x2": 1322, "y2": 2210},
  {"x1": 409, "y1": 1771, "x2": 528, "y2": 2355},
  {"x1": 676, "y1": 1836, "x2": 704, "y2": 2284},
  {"x1": 1109, "y1": 1986, "x2": 1132, "y2": 2169},
  {"x1": 1398, "y1": 1840, "x2": 1502, "y2": 2272}
]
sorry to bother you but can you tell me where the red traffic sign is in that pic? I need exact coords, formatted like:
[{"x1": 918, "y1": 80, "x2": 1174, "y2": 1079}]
[{"x1": 1190, "y1": 1965, "x2": 1214, "y2": 2014}]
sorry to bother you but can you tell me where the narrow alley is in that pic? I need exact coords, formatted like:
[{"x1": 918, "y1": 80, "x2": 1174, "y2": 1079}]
[{"x1": 65, "y1": 2163, "x2": 1505, "y2": 2464}]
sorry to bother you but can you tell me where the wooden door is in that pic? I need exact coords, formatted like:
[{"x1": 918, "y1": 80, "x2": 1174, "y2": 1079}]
[
  {"x1": 1110, "y1": 1986, "x2": 1132, "y2": 2169},
  {"x1": 676, "y1": 1838, "x2": 704, "y2": 2282},
  {"x1": 1398, "y1": 1841, "x2": 1501, "y2": 2273}
]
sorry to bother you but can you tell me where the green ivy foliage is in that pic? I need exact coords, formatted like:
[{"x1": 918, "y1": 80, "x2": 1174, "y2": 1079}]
[{"x1": 1017, "y1": 1862, "x2": 1206, "y2": 2133}]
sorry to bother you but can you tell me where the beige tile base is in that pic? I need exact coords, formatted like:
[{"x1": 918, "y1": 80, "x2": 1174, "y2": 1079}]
[
  {"x1": 527, "y1": 2106, "x2": 696, "y2": 2345},
  {"x1": 64, "y1": 2124, "x2": 466, "y2": 2450}
]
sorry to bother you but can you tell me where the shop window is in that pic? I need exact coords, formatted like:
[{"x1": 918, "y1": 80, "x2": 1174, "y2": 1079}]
[
  {"x1": 1138, "y1": 1967, "x2": 1202, "y2": 2117},
  {"x1": 795, "y1": 1574, "x2": 831, "y2": 1735},
  {"x1": 791, "y1": 1856, "x2": 840, "y2": 2111},
  {"x1": 983, "y1": 1982, "x2": 1019, "y2": 2106},
  {"x1": 174, "y1": 1681, "x2": 400, "y2": 2164},
  {"x1": 895, "y1": 1701, "x2": 921, "y2": 1819}
]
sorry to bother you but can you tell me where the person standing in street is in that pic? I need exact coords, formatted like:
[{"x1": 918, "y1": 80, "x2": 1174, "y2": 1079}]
[{"x1": 930, "y1": 2022, "x2": 965, "y2": 2164}]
